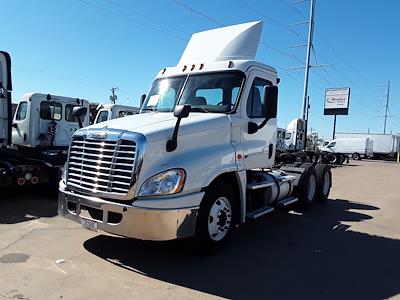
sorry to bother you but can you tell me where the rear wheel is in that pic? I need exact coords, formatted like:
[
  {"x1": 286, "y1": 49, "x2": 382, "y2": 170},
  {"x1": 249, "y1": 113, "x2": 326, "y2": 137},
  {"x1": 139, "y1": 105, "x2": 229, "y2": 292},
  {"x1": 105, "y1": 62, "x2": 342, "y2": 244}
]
[
  {"x1": 193, "y1": 183, "x2": 237, "y2": 253},
  {"x1": 295, "y1": 164, "x2": 317, "y2": 208},
  {"x1": 314, "y1": 164, "x2": 331, "y2": 202}
]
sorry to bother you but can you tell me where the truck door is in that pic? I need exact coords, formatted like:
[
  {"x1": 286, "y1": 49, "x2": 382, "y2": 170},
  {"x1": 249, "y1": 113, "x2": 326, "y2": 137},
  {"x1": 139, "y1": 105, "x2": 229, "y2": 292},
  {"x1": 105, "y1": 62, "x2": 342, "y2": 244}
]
[
  {"x1": 241, "y1": 71, "x2": 276, "y2": 169},
  {"x1": 0, "y1": 51, "x2": 12, "y2": 147}
]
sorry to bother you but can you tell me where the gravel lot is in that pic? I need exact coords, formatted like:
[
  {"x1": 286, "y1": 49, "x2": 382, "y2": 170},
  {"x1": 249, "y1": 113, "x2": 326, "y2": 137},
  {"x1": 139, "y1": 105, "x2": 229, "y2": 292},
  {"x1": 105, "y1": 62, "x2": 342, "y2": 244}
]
[{"x1": 1, "y1": 160, "x2": 399, "y2": 300}]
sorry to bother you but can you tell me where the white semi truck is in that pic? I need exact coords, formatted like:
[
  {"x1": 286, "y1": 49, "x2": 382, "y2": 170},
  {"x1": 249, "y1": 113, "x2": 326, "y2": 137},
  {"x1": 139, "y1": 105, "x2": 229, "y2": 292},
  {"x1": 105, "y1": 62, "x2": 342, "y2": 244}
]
[
  {"x1": 94, "y1": 103, "x2": 140, "y2": 124},
  {"x1": 58, "y1": 22, "x2": 332, "y2": 251},
  {"x1": 0, "y1": 51, "x2": 90, "y2": 188}
]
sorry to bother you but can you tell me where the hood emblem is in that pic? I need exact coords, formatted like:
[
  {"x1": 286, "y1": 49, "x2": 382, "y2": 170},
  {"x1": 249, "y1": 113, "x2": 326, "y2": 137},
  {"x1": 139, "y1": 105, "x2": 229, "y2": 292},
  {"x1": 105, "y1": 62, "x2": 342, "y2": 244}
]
[{"x1": 92, "y1": 131, "x2": 108, "y2": 139}]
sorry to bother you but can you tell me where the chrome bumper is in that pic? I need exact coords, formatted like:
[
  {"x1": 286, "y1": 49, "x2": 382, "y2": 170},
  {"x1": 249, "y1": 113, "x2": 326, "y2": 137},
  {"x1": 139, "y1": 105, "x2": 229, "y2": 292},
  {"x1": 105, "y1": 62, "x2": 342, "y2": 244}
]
[{"x1": 58, "y1": 182, "x2": 203, "y2": 241}]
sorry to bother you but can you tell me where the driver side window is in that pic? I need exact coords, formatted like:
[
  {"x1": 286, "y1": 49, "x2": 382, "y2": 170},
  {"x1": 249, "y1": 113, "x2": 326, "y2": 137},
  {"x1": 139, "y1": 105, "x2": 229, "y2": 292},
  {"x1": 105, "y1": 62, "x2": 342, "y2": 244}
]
[{"x1": 247, "y1": 77, "x2": 270, "y2": 118}]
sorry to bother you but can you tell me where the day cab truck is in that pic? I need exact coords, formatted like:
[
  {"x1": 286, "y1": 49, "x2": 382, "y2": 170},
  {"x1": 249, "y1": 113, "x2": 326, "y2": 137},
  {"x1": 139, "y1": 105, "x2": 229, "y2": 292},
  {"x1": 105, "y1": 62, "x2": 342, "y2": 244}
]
[
  {"x1": 94, "y1": 103, "x2": 140, "y2": 124},
  {"x1": 58, "y1": 22, "x2": 332, "y2": 252},
  {"x1": 0, "y1": 51, "x2": 89, "y2": 188}
]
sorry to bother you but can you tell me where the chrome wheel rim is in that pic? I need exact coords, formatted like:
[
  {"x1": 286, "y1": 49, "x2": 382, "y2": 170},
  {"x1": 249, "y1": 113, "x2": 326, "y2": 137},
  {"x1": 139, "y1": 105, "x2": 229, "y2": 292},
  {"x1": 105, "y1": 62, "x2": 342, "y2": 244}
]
[
  {"x1": 208, "y1": 197, "x2": 232, "y2": 241},
  {"x1": 307, "y1": 175, "x2": 316, "y2": 202},
  {"x1": 322, "y1": 171, "x2": 330, "y2": 195}
]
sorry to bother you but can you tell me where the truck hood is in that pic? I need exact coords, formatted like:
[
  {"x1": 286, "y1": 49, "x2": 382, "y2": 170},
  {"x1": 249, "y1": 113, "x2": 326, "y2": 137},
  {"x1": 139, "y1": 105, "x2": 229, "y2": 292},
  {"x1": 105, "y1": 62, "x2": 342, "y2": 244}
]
[{"x1": 84, "y1": 112, "x2": 231, "y2": 142}]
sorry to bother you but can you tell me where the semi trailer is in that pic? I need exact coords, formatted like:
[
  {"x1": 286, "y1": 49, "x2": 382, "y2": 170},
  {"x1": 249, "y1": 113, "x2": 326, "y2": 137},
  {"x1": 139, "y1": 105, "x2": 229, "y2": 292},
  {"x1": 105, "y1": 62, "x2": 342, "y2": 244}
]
[
  {"x1": 335, "y1": 133, "x2": 400, "y2": 159},
  {"x1": 320, "y1": 137, "x2": 373, "y2": 160},
  {"x1": 58, "y1": 22, "x2": 332, "y2": 252}
]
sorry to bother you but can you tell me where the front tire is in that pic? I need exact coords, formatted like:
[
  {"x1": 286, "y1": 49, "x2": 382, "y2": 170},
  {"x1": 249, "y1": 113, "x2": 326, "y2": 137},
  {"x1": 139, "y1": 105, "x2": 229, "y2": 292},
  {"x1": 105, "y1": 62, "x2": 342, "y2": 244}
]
[
  {"x1": 194, "y1": 183, "x2": 237, "y2": 253},
  {"x1": 352, "y1": 153, "x2": 361, "y2": 160}
]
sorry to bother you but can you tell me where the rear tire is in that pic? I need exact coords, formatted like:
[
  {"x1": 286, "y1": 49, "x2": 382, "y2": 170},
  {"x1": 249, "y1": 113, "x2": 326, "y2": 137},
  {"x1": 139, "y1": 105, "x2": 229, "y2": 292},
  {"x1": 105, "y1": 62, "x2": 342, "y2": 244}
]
[
  {"x1": 314, "y1": 164, "x2": 331, "y2": 202},
  {"x1": 193, "y1": 183, "x2": 238, "y2": 254},
  {"x1": 295, "y1": 164, "x2": 317, "y2": 208}
]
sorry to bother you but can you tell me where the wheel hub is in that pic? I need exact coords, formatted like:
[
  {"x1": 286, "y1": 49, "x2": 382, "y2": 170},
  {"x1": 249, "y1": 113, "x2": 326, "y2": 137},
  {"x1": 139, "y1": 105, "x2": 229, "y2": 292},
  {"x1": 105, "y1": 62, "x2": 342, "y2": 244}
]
[{"x1": 208, "y1": 197, "x2": 232, "y2": 241}]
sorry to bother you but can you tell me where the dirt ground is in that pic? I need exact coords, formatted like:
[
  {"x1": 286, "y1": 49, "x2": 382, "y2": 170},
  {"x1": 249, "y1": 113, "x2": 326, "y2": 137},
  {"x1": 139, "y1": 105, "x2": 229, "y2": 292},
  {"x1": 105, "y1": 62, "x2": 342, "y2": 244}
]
[{"x1": 0, "y1": 160, "x2": 399, "y2": 300}]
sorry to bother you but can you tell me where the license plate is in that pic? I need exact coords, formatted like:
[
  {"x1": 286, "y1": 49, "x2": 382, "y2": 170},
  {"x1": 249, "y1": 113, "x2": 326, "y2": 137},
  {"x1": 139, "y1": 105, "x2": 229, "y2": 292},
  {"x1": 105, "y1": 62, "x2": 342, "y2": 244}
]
[{"x1": 81, "y1": 218, "x2": 98, "y2": 231}]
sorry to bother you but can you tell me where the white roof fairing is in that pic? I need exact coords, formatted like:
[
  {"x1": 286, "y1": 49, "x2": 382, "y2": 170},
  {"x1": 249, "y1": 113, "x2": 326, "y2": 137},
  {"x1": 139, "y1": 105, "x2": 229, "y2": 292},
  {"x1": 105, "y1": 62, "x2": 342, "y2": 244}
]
[{"x1": 178, "y1": 21, "x2": 263, "y2": 65}]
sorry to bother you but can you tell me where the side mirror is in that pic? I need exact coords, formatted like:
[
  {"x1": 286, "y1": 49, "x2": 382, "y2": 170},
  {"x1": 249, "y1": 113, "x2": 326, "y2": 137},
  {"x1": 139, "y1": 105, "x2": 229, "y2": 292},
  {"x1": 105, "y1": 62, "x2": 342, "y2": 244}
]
[
  {"x1": 173, "y1": 104, "x2": 191, "y2": 118},
  {"x1": 140, "y1": 94, "x2": 146, "y2": 107},
  {"x1": 263, "y1": 85, "x2": 278, "y2": 119},
  {"x1": 248, "y1": 85, "x2": 278, "y2": 134},
  {"x1": 71, "y1": 106, "x2": 88, "y2": 129},
  {"x1": 166, "y1": 104, "x2": 191, "y2": 152}
]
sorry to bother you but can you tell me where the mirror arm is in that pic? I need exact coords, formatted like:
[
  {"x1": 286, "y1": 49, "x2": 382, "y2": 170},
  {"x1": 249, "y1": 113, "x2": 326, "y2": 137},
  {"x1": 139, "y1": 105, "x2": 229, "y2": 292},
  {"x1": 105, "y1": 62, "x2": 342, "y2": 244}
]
[
  {"x1": 76, "y1": 117, "x2": 83, "y2": 129},
  {"x1": 166, "y1": 118, "x2": 182, "y2": 152}
]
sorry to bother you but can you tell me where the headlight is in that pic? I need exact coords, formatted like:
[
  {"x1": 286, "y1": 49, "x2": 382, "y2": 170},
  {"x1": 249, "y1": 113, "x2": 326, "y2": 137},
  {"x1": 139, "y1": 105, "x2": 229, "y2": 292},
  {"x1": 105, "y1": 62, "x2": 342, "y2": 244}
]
[
  {"x1": 139, "y1": 169, "x2": 186, "y2": 197},
  {"x1": 61, "y1": 163, "x2": 67, "y2": 183}
]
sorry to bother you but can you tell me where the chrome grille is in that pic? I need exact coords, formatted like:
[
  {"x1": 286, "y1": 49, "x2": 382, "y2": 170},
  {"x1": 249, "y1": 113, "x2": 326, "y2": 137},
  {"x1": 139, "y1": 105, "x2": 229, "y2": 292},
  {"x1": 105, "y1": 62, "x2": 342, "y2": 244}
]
[{"x1": 66, "y1": 135, "x2": 136, "y2": 196}]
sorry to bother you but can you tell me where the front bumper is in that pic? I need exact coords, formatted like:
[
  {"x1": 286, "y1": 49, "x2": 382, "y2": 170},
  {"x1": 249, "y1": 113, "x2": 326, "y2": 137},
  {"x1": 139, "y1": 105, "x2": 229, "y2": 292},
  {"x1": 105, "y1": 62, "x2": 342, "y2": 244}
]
[{"x1": 58, "y1": 182, "x2": 203, "y2": 241}]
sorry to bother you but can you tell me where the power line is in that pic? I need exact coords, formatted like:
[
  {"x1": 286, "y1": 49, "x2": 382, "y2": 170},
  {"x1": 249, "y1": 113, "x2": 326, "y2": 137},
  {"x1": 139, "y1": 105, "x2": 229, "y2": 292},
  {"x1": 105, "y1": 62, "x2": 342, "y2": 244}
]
[
  {"x1": 172, "y1": 0, "x2": 223, "y2": 25},
  {"x1": 235, "y1": 0, "x2": 300, "y2": 37},
  {"x1": 104, "y1": 0, "x2": 190, "y2": 36},
  {"x1": 78, "y1": 0, "x2": 186, "y2": 41}
]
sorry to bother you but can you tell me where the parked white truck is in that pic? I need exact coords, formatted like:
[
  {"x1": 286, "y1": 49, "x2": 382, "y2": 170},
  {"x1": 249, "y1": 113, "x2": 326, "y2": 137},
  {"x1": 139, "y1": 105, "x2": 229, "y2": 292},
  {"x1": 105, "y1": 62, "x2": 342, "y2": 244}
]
[
  {"x1": 58, "y1": 22, "x2": 332, "y2": 251},
  {"x1": 94, "y1": 103, "x2": 140, "y2": 124},
  {"x1": 335, "y1": 133, "x2": 399, "y2": 159},
  {"x1": 320, "y1": 137, "x2": 373, "y2": 160},
  {"x1": 0, "y1": 52, "x2": 62, "y2": 188},
  {"x1": 12, "y1": 93, "x2": 90, "y2": 149}
]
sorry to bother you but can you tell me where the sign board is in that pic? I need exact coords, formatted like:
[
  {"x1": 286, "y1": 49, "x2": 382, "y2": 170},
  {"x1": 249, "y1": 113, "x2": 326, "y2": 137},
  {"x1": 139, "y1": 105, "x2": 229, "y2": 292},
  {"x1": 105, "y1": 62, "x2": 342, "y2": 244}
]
[{"x1": 324, "y1": 87, "x2": 350, "y2": 115}]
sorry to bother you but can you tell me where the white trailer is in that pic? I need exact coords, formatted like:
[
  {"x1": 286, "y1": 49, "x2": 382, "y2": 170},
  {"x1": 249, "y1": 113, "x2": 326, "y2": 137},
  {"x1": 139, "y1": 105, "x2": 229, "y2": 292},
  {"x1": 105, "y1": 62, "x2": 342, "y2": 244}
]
[
  {"x1": 320, "y1": 137, "x2": 373, "y2": 160},
  {"x1": 58, "y1": 22, "x2": 332, "y2": 252},
  {"x1": 94, "y1": 104, "x2": 140, "y2": 124},
  {"x1": 335, "y1": 133, "x2": 399, "y2": 158},
  {"x1": 12, "y1": 93, "x2": 90, "y2": 150}
]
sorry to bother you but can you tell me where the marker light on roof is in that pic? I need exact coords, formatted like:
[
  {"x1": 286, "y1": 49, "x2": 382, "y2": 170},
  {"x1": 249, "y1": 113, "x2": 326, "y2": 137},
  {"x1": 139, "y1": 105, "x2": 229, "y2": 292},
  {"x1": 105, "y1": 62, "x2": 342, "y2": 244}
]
[
  {"x1": 191, "y1": 64, "x2": 195, "y2": 71},
  {"x1": 182, "y1": 65, "x2": 187, "y2": 72},
  {"x1": 228, "y1": 61, "x2": 234, "y2": 68},
  {"x1": 199, "y1": 63, "x2": 204, "y2": 70},
  {"x1": 162, "y1": 68, "x2": 166, "y2": 74}
]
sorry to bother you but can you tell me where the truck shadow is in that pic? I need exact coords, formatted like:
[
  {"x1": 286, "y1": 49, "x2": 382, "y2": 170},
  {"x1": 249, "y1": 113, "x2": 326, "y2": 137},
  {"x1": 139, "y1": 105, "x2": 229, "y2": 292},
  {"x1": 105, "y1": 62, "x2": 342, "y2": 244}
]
[
  {"x1": 0, "y1": 186, "x2": 58, "y2": 224},
  {"x1": 83, "y1": 199, "x2": 400, "y2": 300}
]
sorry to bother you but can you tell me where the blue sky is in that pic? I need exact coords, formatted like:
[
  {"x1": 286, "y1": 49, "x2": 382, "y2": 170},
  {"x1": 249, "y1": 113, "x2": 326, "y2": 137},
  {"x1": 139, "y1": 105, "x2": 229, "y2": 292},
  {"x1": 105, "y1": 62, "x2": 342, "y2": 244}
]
[{"x1": 3, "y1": 0, "x2": 399, "y2": 139}]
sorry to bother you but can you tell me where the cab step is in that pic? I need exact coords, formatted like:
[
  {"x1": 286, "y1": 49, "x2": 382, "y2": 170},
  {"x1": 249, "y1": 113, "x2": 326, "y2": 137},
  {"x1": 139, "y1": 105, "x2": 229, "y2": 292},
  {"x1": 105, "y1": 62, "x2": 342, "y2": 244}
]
[
  {"x1": 246, "y1": 206, "x2": 274, "y2": 219},
  {"x1": 277, "y1": 197, "x2": 298, "y2": 207},
  {"x1": 247, "y1": 181, "x2": 274, "y2": 190}
]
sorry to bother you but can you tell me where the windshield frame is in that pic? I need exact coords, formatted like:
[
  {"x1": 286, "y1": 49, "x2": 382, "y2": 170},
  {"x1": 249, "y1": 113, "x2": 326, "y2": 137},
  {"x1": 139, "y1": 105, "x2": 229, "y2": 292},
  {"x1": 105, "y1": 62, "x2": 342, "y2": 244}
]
[{"x1": 141, "y1": 70, "x2": 246, "y2": 114}]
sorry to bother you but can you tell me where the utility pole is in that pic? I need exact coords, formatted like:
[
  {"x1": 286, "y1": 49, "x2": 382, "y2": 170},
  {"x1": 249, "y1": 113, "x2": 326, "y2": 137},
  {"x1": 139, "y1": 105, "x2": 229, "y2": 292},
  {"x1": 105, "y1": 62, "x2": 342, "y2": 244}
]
[
  {"x1": 110, "y1": 85, "x2": 118, "y2": 104},
  {"x1": 301, "y1": 0, "x2": 315, "y2": 120},
  {"x1": 383, "y1": 80, "x2": 390, "y2": 134}
]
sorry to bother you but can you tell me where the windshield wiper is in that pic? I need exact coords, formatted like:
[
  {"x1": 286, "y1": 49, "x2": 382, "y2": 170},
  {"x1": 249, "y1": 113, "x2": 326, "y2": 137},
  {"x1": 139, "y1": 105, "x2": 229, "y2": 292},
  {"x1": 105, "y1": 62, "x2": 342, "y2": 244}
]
[
  {"x1": 141, "y1": 107, "x2": 156, "y2": 111},
  {"x1": 190, "y1": 107, "x2": 209, "y2": 113}
]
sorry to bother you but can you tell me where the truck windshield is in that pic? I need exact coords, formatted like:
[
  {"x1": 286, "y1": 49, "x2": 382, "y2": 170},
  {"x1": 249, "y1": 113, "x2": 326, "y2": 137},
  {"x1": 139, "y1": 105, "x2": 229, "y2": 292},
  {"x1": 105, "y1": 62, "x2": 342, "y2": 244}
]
[{"x1": 142, "y1": 72, "x2": 244, "y2": 113}]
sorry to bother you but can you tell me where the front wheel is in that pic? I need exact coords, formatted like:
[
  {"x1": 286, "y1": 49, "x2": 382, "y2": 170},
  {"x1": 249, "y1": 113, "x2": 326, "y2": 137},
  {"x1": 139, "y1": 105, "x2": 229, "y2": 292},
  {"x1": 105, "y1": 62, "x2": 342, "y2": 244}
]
[
  {"x1": 193, "y1": 183, "x2": 238, "y2": 253},
  {"x1": 352, "y1": 153, "x2": 361, "y2": 160}
]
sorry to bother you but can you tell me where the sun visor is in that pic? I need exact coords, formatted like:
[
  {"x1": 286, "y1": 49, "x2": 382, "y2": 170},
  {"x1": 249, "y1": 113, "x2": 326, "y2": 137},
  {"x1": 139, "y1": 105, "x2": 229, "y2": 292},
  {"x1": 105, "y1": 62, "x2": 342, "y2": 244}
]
[{"x1": 178, "y1": 21, "x2": 263, "y2": 65}]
